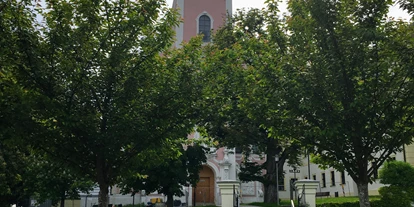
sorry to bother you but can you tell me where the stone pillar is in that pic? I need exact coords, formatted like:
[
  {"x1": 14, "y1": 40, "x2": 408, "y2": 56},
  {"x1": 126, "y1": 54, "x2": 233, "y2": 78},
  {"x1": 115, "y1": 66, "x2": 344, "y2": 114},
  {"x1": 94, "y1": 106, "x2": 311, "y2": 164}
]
[
  {"x1": 294, "y1": 179, "x2": 319, "y2": 207},
  {"x1": 217, "y1": 181, "x2": 240, "y2": 207}
]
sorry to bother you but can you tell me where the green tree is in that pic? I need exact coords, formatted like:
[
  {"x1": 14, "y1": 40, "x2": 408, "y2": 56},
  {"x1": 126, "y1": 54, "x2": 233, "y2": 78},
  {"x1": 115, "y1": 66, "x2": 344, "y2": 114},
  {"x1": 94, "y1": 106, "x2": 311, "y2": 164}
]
[
  {"x1": 1, "y1": 1, "x2": 202, "y2": 207},
  {"x1": 200, "y1": 6, "x2": 302, "y2": 203},
  {"x1": 286, "y1": 0, "x2": 414, "y2": 206}
]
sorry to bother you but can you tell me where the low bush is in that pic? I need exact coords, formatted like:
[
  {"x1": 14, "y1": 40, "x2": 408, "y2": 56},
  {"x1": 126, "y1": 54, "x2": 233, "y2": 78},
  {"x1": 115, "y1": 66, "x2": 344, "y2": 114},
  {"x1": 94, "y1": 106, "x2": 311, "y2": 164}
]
[
  {"x1": 316, "y1": 202, "x2": 358, "y2": 207},
  {"x1": 378, "y1": 161, "x2": 414, "y2": 207},
  {"x1": 123, "y1": 203, "x2": 146, "y2": 207},
  {"x1": 248, "y1": 197, "x2": 382, "y2": 207},
  {"x1": 316, "y1": 200, "x2": 382, "y2": 207},
  {"x1": 378, "y1": 186, "x2": 414, "y2": 207}
]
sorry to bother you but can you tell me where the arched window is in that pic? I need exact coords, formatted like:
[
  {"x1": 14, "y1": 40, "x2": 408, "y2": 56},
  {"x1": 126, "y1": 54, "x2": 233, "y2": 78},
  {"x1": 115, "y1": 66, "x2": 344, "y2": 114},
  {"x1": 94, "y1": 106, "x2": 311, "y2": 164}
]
[{"x1": 199, "y1": 15, "x2": 211, "y2": 42}]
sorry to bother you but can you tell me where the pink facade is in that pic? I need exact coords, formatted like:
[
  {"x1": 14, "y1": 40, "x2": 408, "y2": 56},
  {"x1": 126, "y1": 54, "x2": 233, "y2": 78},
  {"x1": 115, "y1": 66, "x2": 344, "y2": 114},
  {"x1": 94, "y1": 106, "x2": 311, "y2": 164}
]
[
  {"x1": 182, "y1": 0, "x2": 227, "y2": 43},
  {"x1": 172, "y1": 0, "x2": 231, "y2": 47}
]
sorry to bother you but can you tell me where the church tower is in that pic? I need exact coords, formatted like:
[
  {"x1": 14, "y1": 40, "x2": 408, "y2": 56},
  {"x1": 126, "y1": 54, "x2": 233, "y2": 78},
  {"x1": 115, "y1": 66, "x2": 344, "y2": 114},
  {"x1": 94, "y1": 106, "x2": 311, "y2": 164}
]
[{"x1": 172, "y1": 0, "x2": 232, "y2": 48}]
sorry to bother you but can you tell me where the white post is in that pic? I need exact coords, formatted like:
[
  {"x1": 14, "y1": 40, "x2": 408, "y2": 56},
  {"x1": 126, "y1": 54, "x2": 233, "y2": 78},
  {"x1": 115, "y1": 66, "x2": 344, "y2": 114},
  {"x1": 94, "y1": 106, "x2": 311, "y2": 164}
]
[
  {"x1": 217, "y1": 181, "x2": 240, "y2": 207},
  {"x1": 294, "y1": 179, "x2": 319, "y2": 207}
]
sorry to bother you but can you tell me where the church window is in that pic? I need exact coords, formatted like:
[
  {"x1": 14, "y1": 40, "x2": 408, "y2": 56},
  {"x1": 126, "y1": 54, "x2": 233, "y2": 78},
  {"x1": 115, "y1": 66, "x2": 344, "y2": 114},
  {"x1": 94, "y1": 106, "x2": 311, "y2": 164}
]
[{"x1": 199, "y1": 15, "x2": 211, "y2": 42}]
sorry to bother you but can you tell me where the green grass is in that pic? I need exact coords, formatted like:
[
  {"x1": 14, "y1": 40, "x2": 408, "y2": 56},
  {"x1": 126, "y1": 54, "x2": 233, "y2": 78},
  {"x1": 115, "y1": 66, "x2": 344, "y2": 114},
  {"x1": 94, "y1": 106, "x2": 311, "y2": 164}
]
[
  {"x1": 245, "y1": 200, "x2": 295, "y2": 207},
  {"x1": 315, "y1": 196, "x2": 380, "y2": 204},
  {"x1": 198, "y1": 205, "x2": 218, "y2": 207},
  {"x1": 245, "y1": 196, "x2": 381, "y2": 206}
]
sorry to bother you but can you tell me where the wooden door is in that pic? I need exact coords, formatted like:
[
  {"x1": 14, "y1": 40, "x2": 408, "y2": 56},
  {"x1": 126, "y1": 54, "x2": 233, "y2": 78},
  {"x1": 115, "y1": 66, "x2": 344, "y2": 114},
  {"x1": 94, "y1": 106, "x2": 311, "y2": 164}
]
[{"x1": 196, "y1": 177, "x2": 210, "y2": 203}]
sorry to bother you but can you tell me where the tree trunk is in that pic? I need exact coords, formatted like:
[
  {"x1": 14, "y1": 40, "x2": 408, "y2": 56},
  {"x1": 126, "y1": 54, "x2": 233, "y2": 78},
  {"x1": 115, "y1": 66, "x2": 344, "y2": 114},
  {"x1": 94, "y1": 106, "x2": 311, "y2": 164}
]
[
  {"x1": 60, "y1": 196, "x2": 65, "y2": 207},
  {"x1": 264, "y1": 183, "x2": 277, "y2": 203},
  {"x1": 97, "y1": 154, "x2": 111, "y2": 207},
  {"x1": 263, "y1": 139, "x2": 285, "y2": 203},
  {"x1": 60, "y1": 192, "x2": 65, "y2": 207},
  {"x1": 357, "y1": 182, "x2": 370, "y2": 207},
  {"x1": 98, "y1": 183, "x2": 109, "y2": 207},
  {"x1": 264, "y1": 142, "x2": 277, "y2": 203},
  {"x1": 166, "y1": 193, "x2": 174, "y2": 207},
  {"x1": 264, "y1": 161, "x2": 285, "y2": 203}
]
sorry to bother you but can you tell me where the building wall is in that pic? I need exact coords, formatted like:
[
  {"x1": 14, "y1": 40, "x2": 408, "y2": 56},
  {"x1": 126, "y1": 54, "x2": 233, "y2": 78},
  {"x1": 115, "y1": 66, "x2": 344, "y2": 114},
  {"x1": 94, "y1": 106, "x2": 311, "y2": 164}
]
[
  {"x1": 274, "y1": 149, "x2": 411, "y2": 199},
  {"x1": 172, "y1": 0, "x2": 184, "y2": 48},
  {"x1": 405, "y1": 143, "x2": 414, "y2": 166},
  {"x1": 61, "y1": 200, "x2": 81, "y2": 207},
  {"x1": 182, "y1": 0, "x2": 226, "y2": 43},
  {"x1": 172, "y1": 0, "x2": 231, "y2": 47}
]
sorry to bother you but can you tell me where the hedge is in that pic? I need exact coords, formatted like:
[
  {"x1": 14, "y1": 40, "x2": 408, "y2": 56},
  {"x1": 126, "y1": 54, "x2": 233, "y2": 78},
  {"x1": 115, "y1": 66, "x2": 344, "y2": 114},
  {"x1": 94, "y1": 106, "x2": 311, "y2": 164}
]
[{"x1": 316, "y1": 200, "x2": 383, "y2": 207}]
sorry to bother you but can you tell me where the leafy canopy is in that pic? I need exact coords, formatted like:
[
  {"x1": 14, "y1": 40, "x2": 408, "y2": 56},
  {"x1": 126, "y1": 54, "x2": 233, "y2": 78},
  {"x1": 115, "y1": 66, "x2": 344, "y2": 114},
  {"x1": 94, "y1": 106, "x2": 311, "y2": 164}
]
[{"x1": 1, "y1": 0, "x2": 203, "y2": 206}]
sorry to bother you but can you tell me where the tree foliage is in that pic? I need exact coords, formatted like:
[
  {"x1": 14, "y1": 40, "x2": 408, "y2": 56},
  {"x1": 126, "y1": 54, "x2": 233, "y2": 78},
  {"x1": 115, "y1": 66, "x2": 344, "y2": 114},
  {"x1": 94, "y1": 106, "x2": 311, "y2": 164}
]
[
  {"x1": 286, "y1": 0, "x2": 414, "y2": 206},
  {"x1": 119, "y1": 143, "x2": 207, "y2": 207},
  {"x1": 0, "y1": 143, "x2": 93, "y2": 207},
  {"x1": 0, "y1": 144, "x2": 31, "y2": 207},
  {"x1": 1, "y1": 0, "x2": 202, "y2": 206},
  {"x1": 26, "y1": 153, "x2": 95, "y2": 207}
]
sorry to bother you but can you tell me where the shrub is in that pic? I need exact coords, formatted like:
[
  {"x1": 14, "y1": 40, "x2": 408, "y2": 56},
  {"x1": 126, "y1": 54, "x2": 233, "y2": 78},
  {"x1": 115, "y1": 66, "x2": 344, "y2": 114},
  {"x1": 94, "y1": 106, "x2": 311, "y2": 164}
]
[
  {"x1": 378, "y1": 186, "x2": 413, "y2": 207},
  {"x1": 370, "y1": 200, "x2": 385, "y2": 207},
  {"x1": 379, "y1": 161, "x2": 414, "y2": 187},
  {"x1": 315, "y1": 200, "x2": 383, "y2": 207},
  {"x1": 378, "y1": 161, "x2": 414, "y2": 206},
  {"x1": 316, "y1": 202, "x2": 359, "y2": 207}
]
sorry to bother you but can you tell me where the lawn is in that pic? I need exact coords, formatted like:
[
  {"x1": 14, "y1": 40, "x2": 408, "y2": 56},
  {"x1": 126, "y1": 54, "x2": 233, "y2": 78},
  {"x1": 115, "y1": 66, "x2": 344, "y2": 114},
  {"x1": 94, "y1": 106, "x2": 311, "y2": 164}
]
[
  {"x1": 245, "y1": 201, "x2": 294, "y2": 207},
  {"x1": 315, "y1": 196, "x2": 380, "y2": 204},
  {"x1": 245, "y1": 196, "x2": 381, "y2": 206}
]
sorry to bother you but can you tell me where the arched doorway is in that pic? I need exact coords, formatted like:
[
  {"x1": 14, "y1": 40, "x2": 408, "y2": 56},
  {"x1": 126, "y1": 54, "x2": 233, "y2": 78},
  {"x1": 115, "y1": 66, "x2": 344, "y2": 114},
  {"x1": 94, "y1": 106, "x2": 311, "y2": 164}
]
[{"x1": 193, "y1": 165, "x2": 215, "y2": 205}]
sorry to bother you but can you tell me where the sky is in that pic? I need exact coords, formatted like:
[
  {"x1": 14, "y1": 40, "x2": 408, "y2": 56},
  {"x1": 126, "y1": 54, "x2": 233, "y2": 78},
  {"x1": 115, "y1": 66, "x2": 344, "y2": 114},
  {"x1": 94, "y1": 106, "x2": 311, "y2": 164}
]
[{"x1": 166, "y1": 0, "x2": 411, "y2": 20}]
